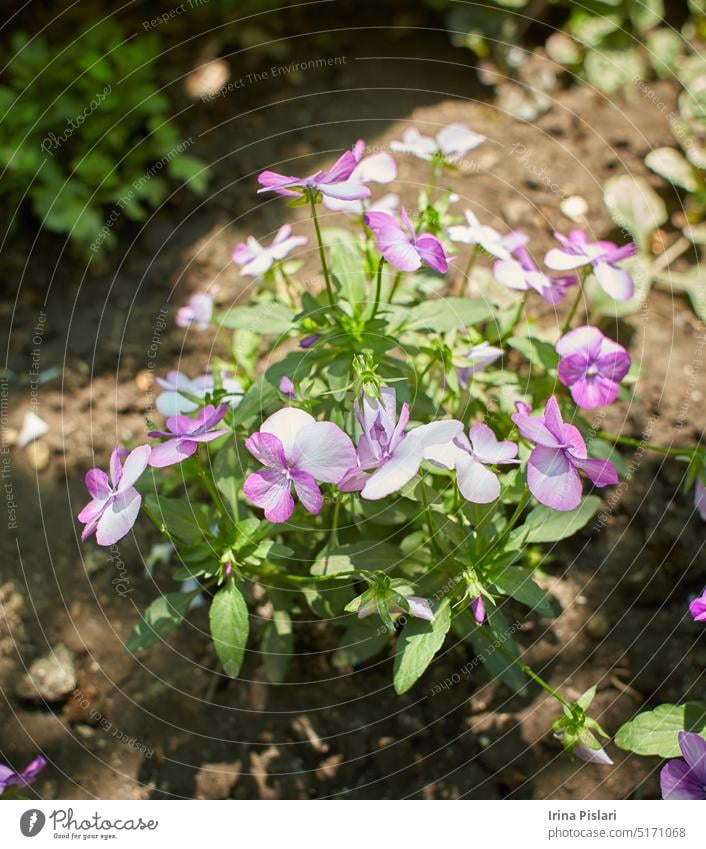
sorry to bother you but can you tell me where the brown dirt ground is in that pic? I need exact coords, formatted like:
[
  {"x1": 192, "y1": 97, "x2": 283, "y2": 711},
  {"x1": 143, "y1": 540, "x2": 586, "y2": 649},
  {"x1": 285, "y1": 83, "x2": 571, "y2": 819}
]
[{"x1": 1, "y1": 18, "x2": 704, "y2": 799}]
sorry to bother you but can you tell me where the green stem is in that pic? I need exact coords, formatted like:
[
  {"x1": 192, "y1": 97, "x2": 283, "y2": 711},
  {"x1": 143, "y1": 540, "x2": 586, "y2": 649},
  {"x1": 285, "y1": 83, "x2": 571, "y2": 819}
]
[
  {"x1": 277, "y1": 264, "x2": 297, "y2": 308},
  {"x1": 196, "y1": 451, "x2": 224, "y2": 511},
  {"x1": 387, "y1": 270, "x2": 403, "y2": 304},
  {"x1": 561, "y1": 271, "x2": 584, "y2": 334},
  {"x1": 308, "y1": 191, "x2": 335, "y2": 309},
  {"x1": 370, "y1": 257, "x2": 385, "y2": 321},
  {"x1": 462, "y1": 245, "x2": 480, "y2": 288},
  {"x1": 488, "y1": 633, "x2": 572, "y2": 710},
  {"x1": 597, "y1": 431, "x2": 693, "y2": 458}
]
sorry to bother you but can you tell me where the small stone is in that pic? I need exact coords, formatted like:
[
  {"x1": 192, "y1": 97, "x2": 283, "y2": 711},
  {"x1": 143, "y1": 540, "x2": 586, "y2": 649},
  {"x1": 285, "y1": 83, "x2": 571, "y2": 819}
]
[
  {"x1": 195, "y1": 761, "x2": 241, "y2": 799},
  {"x1": 315, "y1": 753, "x2": 343, "y2": 781},
  {"x1": 585, "y1": 613, "x2": 610, "y2": 640},
  {"x1": 2, "y1": 428, "x2": 18, "y2": 448},
  {"x1": 25, "y1": 440, "x2": 50, "y2": 471},
  {"x1": 135, "y1": 369, "x2": 154, "y2": 391},
  {"x1": 16, "y1": 644, "x2": 77, "y2": 703},
  {"x1": 561, "y1": 195, "x2": 588, "y2": 222}
]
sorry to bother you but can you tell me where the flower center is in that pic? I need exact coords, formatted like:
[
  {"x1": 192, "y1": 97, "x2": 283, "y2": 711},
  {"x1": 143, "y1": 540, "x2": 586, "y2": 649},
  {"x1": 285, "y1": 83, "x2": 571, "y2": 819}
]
[{"x1": 586, "y1": 365, "x2": 598, "y2": 378}]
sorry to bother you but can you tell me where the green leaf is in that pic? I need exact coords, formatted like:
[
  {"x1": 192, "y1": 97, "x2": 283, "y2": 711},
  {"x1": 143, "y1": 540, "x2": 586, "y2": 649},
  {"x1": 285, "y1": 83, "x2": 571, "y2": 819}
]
[
  {"x1": 517, "y1": 496, "x2": 602, "y2": 544},
  {"x1": 168, "y1": 155, "x2": 210, "y2": 194},
  {"x1": 213, "y1": 441, "x2": 242, "y2": 521},
  {"x1": 209, "y1": 581, "x2": 250, "y2": 678},
  {"x1": 394, "y1": 297, "x2": 493, "y2": 332},
  {"x1": 261, "y1": 610, "x2": 293, "y2": 684},
  {"x1": 492, "y1": 566, "x2": 554, "y2": 616},
  {"x1": 507, "y1": 336, "x2": 560, "y2": 371},
  {"x1": 615, "y1": 702, "x2": 706, "y2": 757},
  {"x1": 332, "y1": 621, "x2": 391, "y2": 669},
  {"x1": 603, "y1": 175, "x2": 667, "y2": 252},
  {"x1": 646, "y1": 147, "x2": 700, "y2": 192},
  {"x1": 218, "y1": 302, "x2": 295, "y2": 335},
  {"x1": 325, "y1": 228, "x2": 366, "y2": 305},
  {"x1": 125, "y1": 591, "x2": 197, "y2": 653},
  {"x1": 456, "y1": 605, "x2": 527, "y2": 692},
  {"x1": 143, "y1": 494, "x2": 211, "y2": 543},
  {"x1": 393, "y1": 600, "x2": 451, "y2": 694},
  {"x1": 311, "y1": 541, "x2": 403, "y2": 576}
]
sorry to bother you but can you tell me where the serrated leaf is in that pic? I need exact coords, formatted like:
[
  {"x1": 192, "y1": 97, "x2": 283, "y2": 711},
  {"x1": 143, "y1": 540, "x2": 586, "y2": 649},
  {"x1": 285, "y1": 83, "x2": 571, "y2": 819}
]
[
  {"x1": 209, "y1": 581, "x2": 249, "y2": 677},
  {"x1": 492, "y1": 566, "x2": 554, "y2": 616},
  {"x1": 218, "y1": 302, "x2": 295, "y2": 335},
  {"x1": 517, "y1": 496, "x2": 602, "y2": 544},
  {"x1": 143, "y1": 494, "x2": 211, "y2": 543},
  {"x1": 393, "y1": 601, "x2": 451, "y2": 694},
  {"x1": 126, "y1": 591, "x2": 197, "y2": 653},
  {"x1": 615, "y1": 702, "x2": 706, "y2": 757}
]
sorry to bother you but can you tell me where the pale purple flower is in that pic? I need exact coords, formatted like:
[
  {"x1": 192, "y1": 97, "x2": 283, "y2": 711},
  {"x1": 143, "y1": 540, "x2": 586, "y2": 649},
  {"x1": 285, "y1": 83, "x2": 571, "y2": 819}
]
[
  {"x1": 390, "y1": 124, "x2": 486, "y2": 163},
  {"x1": 257, "y1": 148, "x2": 371, "y2": 201},
  {"x1": 156, "y1": 370, "x2": 243, "y2": 417},
  {"x1": 512, "y1": 396, "x2": 618, "y2": 511},
  {"x1": 339, "y1": 387, "x2": 462, "y2": 500},
  {"x1": 364, "y1": 207, "x2": 448, "y2": 273},
  {"x1": 494, "y1": 235, "x2": 576, "y2": 304},
  {"x1": 243, "y1": 408, "x2": 356, "y2": 523},
  {"x1": 78, "y1": 445, "x2": 151, "y2": 546},
  {"x1": 574, "y1": 745, "x2": 614, "y2": 766},
  {"x1": 324, "y1": 140, "x2": 397, "y2": 212},
  {"x1": 426, "y1": 423, "x2": 518, "y2": 504},
  {"x1": 689, "y1": 587, "x2": 706, "y2": 622},
  {"x1": 176, "y1": 291, "x2": 216, "y2": 330},
  {"x1": 456, "y1": 341, "x2": 503, "y2": 389},
  {"x1": 148, "y1": 403, "x2": 229, "y2": 468},
  {"x1": 470, "y1": 596, "x2": 485, "y2": 624},
  {"x1": 660, "y1": 732, "x2": 706, "y2": 799},
  {"x1": 695, "y1": 477, "x2": 706, "y2": 521},
  {"x1": 279, "y1": 376, "x2": 295, "y2": 398},
  {"x1": 447, "y1": 210, "x2": 524, "y2": 261},
  {"x1": 232, "y1": 224, "x2": 307, "y2": 278},
  {"x1": 545, "y1": 229, "x2": 636, "y2": 301},
  {"x1": 556, "y1": 326, "x2": 631, "y2": 409},
  {"x1": 0, "y1": 756, "x2": 46, "y2": 794},
  {"x1": 358, "y1": 593, "x2": 434, "y2": 622}
]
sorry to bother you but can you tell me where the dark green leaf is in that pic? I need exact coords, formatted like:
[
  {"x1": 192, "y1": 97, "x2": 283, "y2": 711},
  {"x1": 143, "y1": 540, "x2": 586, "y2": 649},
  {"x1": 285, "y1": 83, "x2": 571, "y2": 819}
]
[
  {"x1": 492, "y1": 566, "x2": 554, "y2": 616},
  {"x1": 393, "y1": 601, "x2": 451, "y2": 694},
  {"x1": 209, "y1": 581, "x2": 250, "y2": 677},
  {"x1": 143, "y1": 494, "x2": 211, "y2": 543}
]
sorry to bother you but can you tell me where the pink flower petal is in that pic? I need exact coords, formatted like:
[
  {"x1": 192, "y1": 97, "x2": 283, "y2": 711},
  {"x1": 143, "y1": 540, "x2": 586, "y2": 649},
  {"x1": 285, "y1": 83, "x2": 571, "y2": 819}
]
[
  {"x1": 149, "y1": 438, "x2": 198, "y2": 468},
  {"x1": 290, "y1": 421, "x2": 357, "y2": 483},
  {"x1": 243, "y1": 469, "x2": 294, "y2": 522},
  {"x1": 95, "y1": 488, "x2": 142, "y2": 546},
  {"x1": 290, "y1": 470, "x2": 324, "y2": 515},
  {"x1": 527, "y1": 446, "x2": 582, "y2": 510},
  {"x1": 593, "y1": 261, "x2": 634, "y2": 301},
  {"x1": 456, "y1": 455, "x2": 501, "y2": 503}
]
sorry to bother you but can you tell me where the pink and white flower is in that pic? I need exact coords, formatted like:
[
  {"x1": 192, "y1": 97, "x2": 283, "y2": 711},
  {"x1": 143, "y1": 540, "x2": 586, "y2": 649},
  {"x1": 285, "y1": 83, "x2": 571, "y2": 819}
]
[
  {"x1": 257, "y1": 149, "x2": 370, "y2": 201},
  {"x1": 176, "y1": 291, "x2": 216, "y2": 330},
  {"x1": 494, "y1": 234, "x2": 576, "y2": 304},
  {"x1": 339, "y1": 387, "x2": 462, "y2": 500},
  {"x1": 545, "y1": 229, "x2": 636, "y2": 301},
  {"x1": 364, "y1": 207, "x2": 448, "y2": 273},
  {"x1": 148, "y1": 404, "x2": 229, "y2": 468},
  {"x1": 390, "y1": 124, "x2": 485, "y2": 162},
  {"x1": 324, "y1": 140, "x2": 397, "y2": 212},
  {"x1": 78, "y1": 445, "x2": 151, "y2": 546},
  {"x1": 448, "y1": 210, "x2": 524, "y2": 261},
  {"x1": 243, "y1": 408, "x2": 356, "y2": 523},
  {"x1": 556, "y1": 326, "x2": 631, "y2": 409},
  {"x1": 426, "y1": 423, "x2": 518, "y2": 504},
  {"x1": 232, "y1": 224, "x2": 307, "y2": 278},
  {"x1": 156, "y1": 370, "x2": 243, "y2": 417}
]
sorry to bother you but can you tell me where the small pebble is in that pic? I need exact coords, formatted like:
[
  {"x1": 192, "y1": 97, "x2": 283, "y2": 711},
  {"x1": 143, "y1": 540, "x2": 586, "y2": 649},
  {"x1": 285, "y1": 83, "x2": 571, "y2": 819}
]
[
  {"x1": 561, "y1": 195, "x2": 588, "y2": 221},
  {"x1": 585, "y1": 613, "x2": 610, "y2": 640},
  {"x1": 135, "y1": 369, "x2": 154, "y2": 391},
  {"x1": 26, "y1": 440, "x2": 50, "y2": 471}
]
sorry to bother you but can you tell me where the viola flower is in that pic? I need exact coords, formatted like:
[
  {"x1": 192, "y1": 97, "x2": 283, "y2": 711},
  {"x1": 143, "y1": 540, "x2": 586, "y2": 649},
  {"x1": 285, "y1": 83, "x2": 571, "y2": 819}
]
[
  {"x1": 470, "y1": 596, "x2": 485, "y2": 625},
  {"x1": 148, "y1": 403, "x2": 229, "y2": 468},
  {"x1": 243, "y1": 408, "x2": 356, "y2": 523},
  {"x1": 279, "y1": 376, "x2": 296, "y2": 398},
  {"x1": 78, "y1": 445, "x2": 151, "y2": 546},
  {"x1": 426, "y1": 423, "x2": 519, "y2": 504},
  {"x1": 447, "y1": 210, "x2": 523, "y2": 261},
  {"x1": 512, "y1": 396, "x2": 618, "y2": 511},
  {"x1": 339, "y1": 387, "x2": 462, "y2": 500},
  {"x1": 364, "y1": 207, "x2": 448, "y2": 273},
  {"x1": 155, "y1": 370, "x2": 243, "y2": 417},
  {"x1": 232, "y1": 224, "x2": 307, "y2": 278},
  {"x1": 695, "y1": 477, "x2": 706, "y2": 521},
  {"x1": 455, "y1": 341, "x2": 503, "y2": 389},
  {"x1": 257, "y1": 149, "x2": 370, "y2": 201},
  {"x1": 323, "y1": 140, "x2": 397, "y2": 212},
  {"x1": 176, "y1": 291, "x2": 216, "y2": 330},
  {"x1": 545, "y1": 229, "x2": 636, "y2": 301},
  {"x1": 0, "y1": 756, "x2": 47, "y2": 794},
  {"x1": 390, "y1": 123, "x2": 485, "y2": 163},
  {"x1": 689, "y1": 587, "x2": 706, "y2": 622},
  {"x1": 358, "y1": 593, "x2": 434, "y2": 622},
  {"x1": 660, "y1": 732, "x2": 706, "y2": 799},
  {"x1": 494, "y1": 235, "x2": 576, "y2": 304},
  {"x1": 556, "y1": 326, "x2": 631, "y2": 409}
]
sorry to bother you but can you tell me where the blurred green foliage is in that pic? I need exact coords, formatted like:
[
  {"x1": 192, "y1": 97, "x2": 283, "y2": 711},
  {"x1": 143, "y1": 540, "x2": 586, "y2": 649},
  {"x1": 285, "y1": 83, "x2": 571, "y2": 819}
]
[{"x1": 0, "y1": 20, "x2": 209, "y2": 256}]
